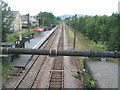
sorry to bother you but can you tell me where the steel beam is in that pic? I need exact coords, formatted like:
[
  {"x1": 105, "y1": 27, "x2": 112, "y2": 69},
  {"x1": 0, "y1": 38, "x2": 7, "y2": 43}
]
[{"x1": 1, "y1": 48, "x2": 120, "y2": 58}]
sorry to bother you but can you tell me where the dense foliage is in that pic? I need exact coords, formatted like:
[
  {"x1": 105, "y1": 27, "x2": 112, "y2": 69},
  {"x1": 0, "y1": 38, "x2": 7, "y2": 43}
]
[
  {"x1": 66, "y1": 13, "x2": 120, "y2": 51},
  {"x1": 36, "y1": 12, "x2": 58, "y2": 29},
  {"x1": 2, "y1": 1, "x2": 13, "y2": 42},
  {"x1": 6, "y1": 28, "x2": 35, "y2": 42}
]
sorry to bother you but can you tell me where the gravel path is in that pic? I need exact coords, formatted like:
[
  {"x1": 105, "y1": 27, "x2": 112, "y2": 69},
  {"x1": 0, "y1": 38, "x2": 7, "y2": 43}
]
[{"x1": 63, "y1": 24, "x2": 80, "y2": 88}]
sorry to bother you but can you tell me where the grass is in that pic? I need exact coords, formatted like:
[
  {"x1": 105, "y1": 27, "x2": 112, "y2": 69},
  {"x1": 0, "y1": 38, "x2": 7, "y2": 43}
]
[
  {"x1": 107, "y1": 58, "x2": 120, "y2": 66},
  {"x1": 0, "y1": 61, "x2": 14, "y2": 77},
  {"x1": 6, "y1": 27, "x2": 40, "y2": 42},
  {"x1": 66, "y1": 25, "x2": 119, "y2": 65},
  {"x1": 66, "y1": 25, "x2": 119, "y2": 88}
]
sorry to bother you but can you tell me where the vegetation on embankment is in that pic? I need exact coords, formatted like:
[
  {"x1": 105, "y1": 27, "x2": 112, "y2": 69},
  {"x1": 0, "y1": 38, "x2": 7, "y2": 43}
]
[
  {"x1": 66, "y1": 25, "x2": 119, "y2": 65},
  {"x1": 66, "y1": 13, "x2": 120, "y2": 51},
  {"x1": 67, "y1": 26, "x2": 98, "y2": 87},
  {"x1": 6, "y1": 27, "x2": 39, "y2": 42},
  {"x1": 66, "y1": 25, "x2": 107, "y2": 51},
  {"x1": 65, "y1": 14, "x2": 120, "y2": 66},
  {"x1": 6, "y1": 25, "x2": 55, "y2": 42},
  {"x1": 0, "y1": 61, "x2": 14, "y2": 78},
  {"x1": 66, "y1": 25, "x2": 119, "y2": 88}
]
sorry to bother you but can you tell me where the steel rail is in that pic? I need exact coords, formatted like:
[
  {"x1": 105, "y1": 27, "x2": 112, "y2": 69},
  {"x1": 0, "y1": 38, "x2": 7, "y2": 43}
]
[
  {"x1": 1, "y1": 48, "x2": 120, "y2": 58},
  {"x1": 16, "y1": 26, "x2": 60, "y2": 88},
  {"x1": 2, "y1": 25, "x2": 60, "y2": 89},
  {"x1": 48, "y1": 25, "x2": 64, "y2": 88}
]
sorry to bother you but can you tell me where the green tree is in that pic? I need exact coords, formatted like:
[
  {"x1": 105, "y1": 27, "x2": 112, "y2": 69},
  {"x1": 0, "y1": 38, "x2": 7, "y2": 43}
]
[
  {"x1": 108, "y1": 28, "x2": 119, "y2": 51},
  {"x1": 65, "y1": 13, "x2": 120, "y2": 51},
  {"x1": 107, "y1": 13, "x2": 120, "y2": 51},
  {"x1": 2, "y1": 1, "x2": 13, "y2": 42},
  {"x1": 36, "y1": 12, "x2": 56, "y2": 29}
]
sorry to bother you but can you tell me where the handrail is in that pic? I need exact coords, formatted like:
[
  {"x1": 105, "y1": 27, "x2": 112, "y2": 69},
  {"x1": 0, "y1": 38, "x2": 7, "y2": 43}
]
[{"x1": 1, "y1": 48, "x2": 120, "y2": 58}]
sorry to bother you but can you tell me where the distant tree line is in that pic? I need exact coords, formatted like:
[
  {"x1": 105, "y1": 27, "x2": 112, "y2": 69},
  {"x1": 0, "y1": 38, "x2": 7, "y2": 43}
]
[
  {"x1": 66, "y1": 13, "x2": 120, "y2": 51},
  {"x1": 36, "y1": 12, "x2": 60, "y2": 30}
]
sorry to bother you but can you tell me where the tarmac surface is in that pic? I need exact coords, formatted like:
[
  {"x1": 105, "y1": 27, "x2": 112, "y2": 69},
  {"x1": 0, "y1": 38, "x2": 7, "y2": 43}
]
[
  {"x1": 12, "y1": 30, "x2": 54, "y2": 67},
  {"x1": 85, "y1": 59, "x2": 119, "y2": 88}
]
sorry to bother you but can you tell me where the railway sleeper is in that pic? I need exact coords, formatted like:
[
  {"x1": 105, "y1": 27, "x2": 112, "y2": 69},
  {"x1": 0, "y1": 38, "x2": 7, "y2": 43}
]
[
  {"x1": 51, "y1": 72, "x2": 62, "y2": 75},
  {"x1": 53, "y1": 67, "x2": 63, "y2": 70},
  {"x1": 50, "y1": 79, "x2": 62, "y2": 82},
  {"x1": 51, "y1": 76, "x2": 62, "y2": 79},
  {"x1": 50, "y1": 82, "x2": 62, "y2": 85},
  {"x1": 54, "y1": 64, "x2": 62, "y2": 67},
  {"x1": 51, "y1": 75, "x2": 62, "y2": 78},
  {"x1": 49, "y1": 85, "x2": 61, "y2": 88}
]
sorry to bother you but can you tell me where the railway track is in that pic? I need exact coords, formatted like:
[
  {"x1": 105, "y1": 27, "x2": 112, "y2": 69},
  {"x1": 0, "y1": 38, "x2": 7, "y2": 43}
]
[
  {"x1": 3, "y1": 23, "x2": 81, "y2": 89},
  {"x1": 49, "y1": 26, "x2": 64, "y2": 88},
  {"x1": 16, "y1": 25, "x2": 61, "y2": 89},
  {"x1": 2, "y1": 22, "x2": 119, "y2": 89},
  {"x1": 3, "y1": 24, "x2": 65, "y2": 89}
]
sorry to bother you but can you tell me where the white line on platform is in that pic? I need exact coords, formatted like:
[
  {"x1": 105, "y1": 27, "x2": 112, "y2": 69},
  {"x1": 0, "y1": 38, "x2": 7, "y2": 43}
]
[{"x1": 32, "y1": 27, "x2": 57, "y2": 49}]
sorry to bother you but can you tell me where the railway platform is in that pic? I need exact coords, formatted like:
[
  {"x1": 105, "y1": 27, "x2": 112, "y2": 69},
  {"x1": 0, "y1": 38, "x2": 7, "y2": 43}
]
[
  {"x1": 12, "y1": 28, "x2": 56, "y2": 67},
  {"x1": 3, "y1": 23, "x2": 81, "y2": 89},
  {"x1": 84, "y1": 58, "x2": 119, "y2": 88}
]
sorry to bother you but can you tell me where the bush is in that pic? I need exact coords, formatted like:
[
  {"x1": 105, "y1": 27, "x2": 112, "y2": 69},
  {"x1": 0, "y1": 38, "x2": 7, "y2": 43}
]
[
  {"x1": 6, "y1": 33, "x2": 19, "y2": 42},
  {"x1": 90, "y1": 42, "x2": 107, "y2": 51},
  {"x1": 6, "y1": 29, "x2": 35, "y2": 42},
  {"x1": 0, "y1": 61, "x2": 14, "y2": 77}
]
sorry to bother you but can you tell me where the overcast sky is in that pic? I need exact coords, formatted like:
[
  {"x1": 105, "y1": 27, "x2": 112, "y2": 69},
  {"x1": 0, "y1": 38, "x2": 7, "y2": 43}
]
[{"x1": 5, "y1": 0, "x2": 119, "y2": 16}]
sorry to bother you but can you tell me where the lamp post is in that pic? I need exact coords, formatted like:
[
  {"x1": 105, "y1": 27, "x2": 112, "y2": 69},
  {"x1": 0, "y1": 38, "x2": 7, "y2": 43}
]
[
  {"x1": 52, "y1": 18, "x2": 56, "y2": 28},
  {"x1": 67, "y1": 19, "x2": 69, "y2": 32},
  {"x1": 27, "y1": 13, "x2": 30, "y2": 43},
  {"x1": 38, "y1": 18, "x2": 40, "y2": 27},
  {"x1": 73, "y1": 14, "x2": 77, "y2": 49},
  {"x1": 38, "y1": 17, "x2": 42, "y2": 27},
  {"x1": 50, "y1": 19, "x2": 53, "y2": 29},
  {"x1": 68, "y1": 18, "x2": 71, "y2": 32},
  {"x1": 42, "y1": 18, "x2": 45, "y2": 27}
]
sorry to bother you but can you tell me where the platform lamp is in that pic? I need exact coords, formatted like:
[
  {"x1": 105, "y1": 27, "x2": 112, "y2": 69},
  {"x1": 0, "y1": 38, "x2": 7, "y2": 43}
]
[
  {"x1": 38, "y1": 17, "x2": 40, "y2": 27},
  {"x1": 38, "y1": 17, "x2": 42, "y2": 27},
  {"x1": 68, "y1": 18, "x2": 72, "y2": 32},
  {"x1": 42, "y1": 18, "x2": 46, "y2": 27},
  {"x1": 27, "y1": 13, "x2": 30, "y2": 43}
]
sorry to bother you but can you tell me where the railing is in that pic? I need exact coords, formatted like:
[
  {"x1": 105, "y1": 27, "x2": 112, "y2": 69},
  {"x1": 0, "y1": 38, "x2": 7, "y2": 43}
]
[{"x1": 1, "y1": 48, "x2": 120, "y2": 58}]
